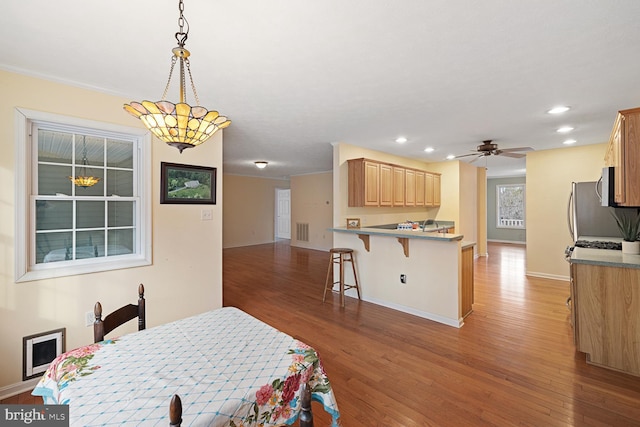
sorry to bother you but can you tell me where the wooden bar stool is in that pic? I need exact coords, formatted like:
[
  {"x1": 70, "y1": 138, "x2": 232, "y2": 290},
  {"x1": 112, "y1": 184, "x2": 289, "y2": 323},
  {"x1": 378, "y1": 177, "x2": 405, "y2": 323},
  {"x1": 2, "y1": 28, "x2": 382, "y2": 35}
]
[{"x1": 323, "y1": 248, "x2": 361, "y2": 307}]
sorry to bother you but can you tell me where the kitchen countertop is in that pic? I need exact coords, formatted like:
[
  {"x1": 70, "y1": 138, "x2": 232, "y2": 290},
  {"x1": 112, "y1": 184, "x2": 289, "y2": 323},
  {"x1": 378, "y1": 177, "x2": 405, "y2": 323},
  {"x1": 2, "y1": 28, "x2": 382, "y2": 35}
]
[
  {"x1": 570, "y1": 236, "x2": 640, "y2": 269},
  {"x1": 329, "y1": 226, "x2": 463, "y2": 242}
]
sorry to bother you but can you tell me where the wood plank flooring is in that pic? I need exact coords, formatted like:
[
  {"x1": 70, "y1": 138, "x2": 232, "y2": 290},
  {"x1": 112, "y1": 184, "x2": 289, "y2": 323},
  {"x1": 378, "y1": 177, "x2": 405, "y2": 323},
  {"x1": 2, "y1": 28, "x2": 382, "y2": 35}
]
[
  {"x1": 6, "y1": 242, "x2": 640, "y2": 426},
  {"x1": 223, "y1": 242, "x2": 640, "y2": 426}
]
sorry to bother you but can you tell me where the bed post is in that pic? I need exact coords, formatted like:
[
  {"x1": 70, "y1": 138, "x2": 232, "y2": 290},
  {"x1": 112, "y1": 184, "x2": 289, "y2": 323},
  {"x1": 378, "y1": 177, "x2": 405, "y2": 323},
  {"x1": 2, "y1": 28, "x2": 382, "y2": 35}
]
[
  {"x1": 169, "y1": 394, "x2": 182, "y2": 426},
  {"x1": 299, "y1": 382, "x2": 314, "y2": 427}
]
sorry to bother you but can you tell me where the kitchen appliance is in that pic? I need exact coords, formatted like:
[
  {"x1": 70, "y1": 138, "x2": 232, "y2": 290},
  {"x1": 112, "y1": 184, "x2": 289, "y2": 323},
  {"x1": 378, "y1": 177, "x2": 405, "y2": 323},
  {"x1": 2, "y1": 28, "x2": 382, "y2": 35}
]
[
  {"x1": 600, "y1": 167, "x2": 615, "y2": 207},
  {"x1": 567, "y1": 181, "x2": 621, "y2": 242}
]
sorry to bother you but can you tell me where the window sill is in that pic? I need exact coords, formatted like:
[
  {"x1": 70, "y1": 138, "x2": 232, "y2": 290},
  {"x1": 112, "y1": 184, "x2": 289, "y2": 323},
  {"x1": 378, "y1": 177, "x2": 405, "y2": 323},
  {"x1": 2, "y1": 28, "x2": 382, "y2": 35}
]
[{"x1": 16, "y1": 256, "x2": 152, "y2": 283}]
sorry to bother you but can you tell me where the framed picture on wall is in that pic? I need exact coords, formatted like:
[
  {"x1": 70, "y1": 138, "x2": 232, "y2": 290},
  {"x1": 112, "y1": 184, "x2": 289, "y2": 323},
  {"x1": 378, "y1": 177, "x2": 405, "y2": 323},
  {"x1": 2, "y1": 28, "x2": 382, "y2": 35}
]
[
  {"x1": 160, "y1": 162, "x2": 216, "y2": 204},
  {"x1": 346, "y1": 218, "x2": 361, "y2": 229}
]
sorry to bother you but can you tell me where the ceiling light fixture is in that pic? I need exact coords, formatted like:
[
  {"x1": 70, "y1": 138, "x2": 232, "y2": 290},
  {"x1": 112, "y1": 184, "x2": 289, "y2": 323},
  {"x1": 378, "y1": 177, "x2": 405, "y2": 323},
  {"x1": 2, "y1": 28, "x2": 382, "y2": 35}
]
[
  {"x1": 395, "y1": 137, "x2": 408, "y2": 143},
  {"x1": 563, "y1": 139, "x2": 577, "y2": 145},
  {"x1": 254, "y1": 161, "x2": 268, "y2": 169},
  {"x1": 557, "y1": 126, "x2": 574, "y2": 133},
  {"x1": 424, "y1": 147, "x2": 435, "y2": 153},
  {"x1": 68, "y1": 137, "x2": 100, "y2": 188},
  {"x1": 123, "y1": 0, "x2": 231, "y2": 153},
  {"x1": 547, "y1": 106, "x2": 570, "y2": 114},
  {"x1": 446, "y1": 154, "x2": 455, "y2": 160}
]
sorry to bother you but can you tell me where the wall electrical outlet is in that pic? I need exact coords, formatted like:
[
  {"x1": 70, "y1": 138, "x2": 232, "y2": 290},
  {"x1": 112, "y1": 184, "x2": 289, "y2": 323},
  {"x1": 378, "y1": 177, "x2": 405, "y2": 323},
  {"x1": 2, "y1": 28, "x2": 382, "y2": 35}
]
[
  {"x1": 201, "y1": 209, "x2": 213, "y2": 221},
  {"x1": 85, "y1": 311, "x2": 94, "y2": 327},
  {"x1": 400, "y1": 274, "x2": 407, "y2": 284}
]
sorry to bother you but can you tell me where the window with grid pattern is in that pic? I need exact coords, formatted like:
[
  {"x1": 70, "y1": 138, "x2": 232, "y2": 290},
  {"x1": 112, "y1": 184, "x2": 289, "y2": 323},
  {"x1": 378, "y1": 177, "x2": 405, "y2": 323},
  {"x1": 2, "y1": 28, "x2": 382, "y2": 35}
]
[{"x1": 15, "y1": 109, "x2": 151, "y2": 282}]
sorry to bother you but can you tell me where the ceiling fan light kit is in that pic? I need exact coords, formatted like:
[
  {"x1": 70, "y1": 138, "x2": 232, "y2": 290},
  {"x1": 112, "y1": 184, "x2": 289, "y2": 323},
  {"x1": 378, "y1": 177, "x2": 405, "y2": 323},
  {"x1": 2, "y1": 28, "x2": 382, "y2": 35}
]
[{"x1": 123, "y1": 0, "x2": 230, "y2": 153}]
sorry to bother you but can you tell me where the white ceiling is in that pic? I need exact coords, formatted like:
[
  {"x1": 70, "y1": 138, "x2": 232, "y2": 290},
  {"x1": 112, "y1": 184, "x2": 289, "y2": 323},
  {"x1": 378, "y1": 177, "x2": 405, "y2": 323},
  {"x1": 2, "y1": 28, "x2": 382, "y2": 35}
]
[{"x1": 3, "y1": 1, "x2": 640, "y2": 178}]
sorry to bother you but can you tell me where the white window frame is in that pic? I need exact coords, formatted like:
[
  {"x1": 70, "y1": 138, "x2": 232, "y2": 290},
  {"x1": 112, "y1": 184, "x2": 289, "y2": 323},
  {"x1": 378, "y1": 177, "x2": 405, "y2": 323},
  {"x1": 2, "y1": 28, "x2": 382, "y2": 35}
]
[
  {"x1": 496, "y1": 183, "x2": 526, "y2": 229},
  {"x1": 15, "y1": 108, "x2": 152, "y2": 282}
]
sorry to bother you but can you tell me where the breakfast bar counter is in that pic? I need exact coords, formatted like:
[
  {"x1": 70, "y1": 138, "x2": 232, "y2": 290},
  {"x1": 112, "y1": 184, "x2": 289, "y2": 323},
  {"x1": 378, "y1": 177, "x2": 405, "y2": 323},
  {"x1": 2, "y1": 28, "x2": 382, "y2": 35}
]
[{"x1": 330, "y1": 226, "x2": 474, "y2": 327}]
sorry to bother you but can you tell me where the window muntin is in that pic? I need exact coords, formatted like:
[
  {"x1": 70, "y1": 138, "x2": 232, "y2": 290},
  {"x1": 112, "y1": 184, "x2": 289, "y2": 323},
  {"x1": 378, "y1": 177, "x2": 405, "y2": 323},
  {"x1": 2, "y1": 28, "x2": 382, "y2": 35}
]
[
  {"x1": 16, "y1": 108, "x2": 151, "y2": 282},
  {"x1": 496, "y1": 184, "x2": 526, "y2": 229}
]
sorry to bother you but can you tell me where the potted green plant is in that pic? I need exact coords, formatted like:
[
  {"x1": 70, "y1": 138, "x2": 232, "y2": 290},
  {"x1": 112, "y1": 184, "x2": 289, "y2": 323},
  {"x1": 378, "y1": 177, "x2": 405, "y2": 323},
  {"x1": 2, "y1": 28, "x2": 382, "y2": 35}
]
[{"x1": 611, "y1": 209, "x2": 640, "y2": 254}]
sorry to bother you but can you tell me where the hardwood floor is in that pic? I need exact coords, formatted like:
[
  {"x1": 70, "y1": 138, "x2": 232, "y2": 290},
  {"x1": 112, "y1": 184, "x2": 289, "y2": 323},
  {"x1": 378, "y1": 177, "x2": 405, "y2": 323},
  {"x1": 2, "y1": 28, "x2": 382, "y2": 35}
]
[
  {"x1": 223, "y1": 241, "x2": 640, "y2": 426},
  {"x1": 6, "y1": 242, "x2": 640, "y2": 426}
]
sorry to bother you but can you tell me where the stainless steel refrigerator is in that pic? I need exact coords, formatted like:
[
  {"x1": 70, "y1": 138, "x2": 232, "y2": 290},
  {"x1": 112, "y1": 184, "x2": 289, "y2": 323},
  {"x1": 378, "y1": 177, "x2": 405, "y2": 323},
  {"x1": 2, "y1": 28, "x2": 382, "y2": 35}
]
[{"x1": 568, "y1": 181, "x2": 621, "y2": 241}]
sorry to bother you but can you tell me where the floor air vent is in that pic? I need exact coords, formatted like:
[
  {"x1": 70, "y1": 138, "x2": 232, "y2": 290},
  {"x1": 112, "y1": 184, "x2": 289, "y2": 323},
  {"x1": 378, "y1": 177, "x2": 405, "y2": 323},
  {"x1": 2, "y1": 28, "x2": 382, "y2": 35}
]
[{"x1": 296, "y1": 223, "x2": 309, "y2": 242}]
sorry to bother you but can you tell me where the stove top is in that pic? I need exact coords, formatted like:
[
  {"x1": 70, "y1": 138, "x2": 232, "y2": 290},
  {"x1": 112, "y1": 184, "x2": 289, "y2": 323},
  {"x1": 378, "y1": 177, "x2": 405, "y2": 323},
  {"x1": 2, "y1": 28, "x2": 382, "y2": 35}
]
[{"x1": 574, "y1": 240, "x2": 622, "y2": 250}]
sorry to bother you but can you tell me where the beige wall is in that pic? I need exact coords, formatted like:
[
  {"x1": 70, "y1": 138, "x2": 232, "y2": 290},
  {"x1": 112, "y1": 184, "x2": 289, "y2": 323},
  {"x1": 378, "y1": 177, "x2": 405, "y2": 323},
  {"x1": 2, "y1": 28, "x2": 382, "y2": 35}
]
[
  {"x1": 476, "y1": 167, "x2": 488, "y2": 256},
  {"x1": 526, "y1": 143, "x2": 607, "y2": 279},
  {"x1": 290, "y1": 172, "x2": 333, "y2": 251},
  {"x1": 0, "y1": 70, "x2": 223, "y2": 392},
  {"x1": 222, "y1": 175, "x2": 290, "y2": 248}
]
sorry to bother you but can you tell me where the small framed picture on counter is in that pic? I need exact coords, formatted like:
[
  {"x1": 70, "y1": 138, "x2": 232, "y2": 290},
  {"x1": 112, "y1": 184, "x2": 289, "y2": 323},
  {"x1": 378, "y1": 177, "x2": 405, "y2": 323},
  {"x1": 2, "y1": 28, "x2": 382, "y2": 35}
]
[{"x1": 346, "y1": 218, "x2": 361, "y2": 229}]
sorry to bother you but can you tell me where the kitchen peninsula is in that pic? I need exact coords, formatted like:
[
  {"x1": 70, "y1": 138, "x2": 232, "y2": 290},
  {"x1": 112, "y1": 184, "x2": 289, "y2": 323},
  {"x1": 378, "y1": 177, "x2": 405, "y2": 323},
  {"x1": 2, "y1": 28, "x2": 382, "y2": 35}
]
[{"x1": 330, "y1": 224, "x2": 475, "y2": 327}]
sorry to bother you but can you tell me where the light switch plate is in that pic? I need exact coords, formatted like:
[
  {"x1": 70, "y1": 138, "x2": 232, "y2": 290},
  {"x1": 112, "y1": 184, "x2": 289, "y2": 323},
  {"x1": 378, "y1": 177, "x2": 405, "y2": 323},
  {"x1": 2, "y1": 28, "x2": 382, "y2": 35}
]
[
  {"x1": 201, "y1": 209, "x2": 213, "y2": 221},
  {"x1": 85, "y1": 311, "x2": 94, "y2": 327}
]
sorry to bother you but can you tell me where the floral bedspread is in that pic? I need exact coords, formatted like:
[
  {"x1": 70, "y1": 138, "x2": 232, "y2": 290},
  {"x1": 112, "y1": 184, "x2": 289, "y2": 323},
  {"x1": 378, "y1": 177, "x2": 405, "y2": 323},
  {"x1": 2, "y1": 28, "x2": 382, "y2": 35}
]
[{"x1": 32, "y1": 307, "x2": 340, "y2": 426}]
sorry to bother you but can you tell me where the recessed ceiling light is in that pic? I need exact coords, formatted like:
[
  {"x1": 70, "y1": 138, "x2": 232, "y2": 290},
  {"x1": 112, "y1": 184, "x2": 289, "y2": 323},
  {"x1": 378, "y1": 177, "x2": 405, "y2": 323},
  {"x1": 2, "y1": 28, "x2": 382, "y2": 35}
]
[
  {"x1": 557, "y1": 126, "x2": 574, "y2": 133},
  {"x1": 254, "y1": 161, "x2": 268, "y2": 169},
  {"x1": 446, "y1": 154, "x2": 455, "y2": 160},
  {"x1": 563, "y1": 139, "x2": 577, "y2": 145},
  {"x1": 548, "y1": 106, "x2": 570, "y2": 114},
  {"x1": 395, "y1": 137, "x2": 408, "y2": 143},
  {"x1": 424, "y1": 147, "x2": 434, "y2": 153}
]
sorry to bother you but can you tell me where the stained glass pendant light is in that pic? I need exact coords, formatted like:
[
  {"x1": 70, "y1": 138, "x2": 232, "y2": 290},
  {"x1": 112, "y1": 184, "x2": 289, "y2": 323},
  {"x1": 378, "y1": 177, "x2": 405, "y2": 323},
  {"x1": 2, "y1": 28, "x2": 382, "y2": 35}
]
[
  {"x1": 123, "y1": 0, "x2": 231, "y2": 153},
  {"x1": 69, "y1": 137, "x2": 100, "y2": 188}
]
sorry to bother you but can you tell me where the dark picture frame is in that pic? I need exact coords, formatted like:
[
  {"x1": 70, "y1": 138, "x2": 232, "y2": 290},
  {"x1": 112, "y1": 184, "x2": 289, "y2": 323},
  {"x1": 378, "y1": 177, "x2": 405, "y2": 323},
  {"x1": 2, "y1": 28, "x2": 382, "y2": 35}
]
[{"x1": 160, "y1": 162, "x2": 216, "y2": 204}]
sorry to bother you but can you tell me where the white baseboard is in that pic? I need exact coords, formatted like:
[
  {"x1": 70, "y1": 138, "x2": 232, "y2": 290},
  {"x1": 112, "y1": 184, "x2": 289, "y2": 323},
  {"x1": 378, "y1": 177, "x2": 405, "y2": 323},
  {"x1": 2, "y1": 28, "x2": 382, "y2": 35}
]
[
  {"x1": 525, "y1": 271, "x2": 569, "y2": 282},
  {"x1": 358, "y1": 295, "x2": 462, "y2": 328},
  {"x1": 0, "y1": 377, "x2": 40, "y2": 401},
  {"x1": 487, "y1": 239, "x2": 526, "y2": 245}
]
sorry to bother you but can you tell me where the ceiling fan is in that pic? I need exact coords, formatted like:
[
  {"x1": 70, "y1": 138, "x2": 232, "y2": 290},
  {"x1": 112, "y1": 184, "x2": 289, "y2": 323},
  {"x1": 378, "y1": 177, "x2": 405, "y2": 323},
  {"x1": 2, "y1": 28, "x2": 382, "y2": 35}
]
[{"x1": 454, "y1": 140, "x2": 533, "y2": 163}]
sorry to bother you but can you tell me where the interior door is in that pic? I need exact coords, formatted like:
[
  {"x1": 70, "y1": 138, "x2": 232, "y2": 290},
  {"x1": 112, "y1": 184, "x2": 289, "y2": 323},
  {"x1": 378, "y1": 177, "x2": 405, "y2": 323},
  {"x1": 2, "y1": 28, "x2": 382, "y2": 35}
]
[{"x1": 276, "y1": 188, "x2": 291, "y2": 239}]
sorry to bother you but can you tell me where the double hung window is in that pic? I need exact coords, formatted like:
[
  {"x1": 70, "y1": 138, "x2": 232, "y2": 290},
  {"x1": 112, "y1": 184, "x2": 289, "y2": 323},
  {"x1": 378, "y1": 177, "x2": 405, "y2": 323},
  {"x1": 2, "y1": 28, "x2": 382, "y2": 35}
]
[{"x1": 16, "y1": 109, "x2": 151, "y2": 282}]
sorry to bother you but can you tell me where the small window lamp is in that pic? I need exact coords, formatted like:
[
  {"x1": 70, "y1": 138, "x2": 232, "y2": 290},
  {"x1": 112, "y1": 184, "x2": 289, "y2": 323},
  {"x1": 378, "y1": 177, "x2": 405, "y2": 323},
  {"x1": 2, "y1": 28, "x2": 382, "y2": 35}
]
[{"x1": 254, "y1": 161, "x2": 268, "y2": 169}]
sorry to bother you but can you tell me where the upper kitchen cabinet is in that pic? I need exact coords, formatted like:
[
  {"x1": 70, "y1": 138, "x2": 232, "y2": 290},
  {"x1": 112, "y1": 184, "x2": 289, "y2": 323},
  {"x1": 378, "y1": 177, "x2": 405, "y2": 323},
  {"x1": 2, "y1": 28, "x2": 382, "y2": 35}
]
[
  {"x1": 348, "y1": 158, "x2": 380, "y2": 207},
  {"x1": 348, "y1": 158, "x2": 441, "y2": 207},
  {"x1": 605, "y1": 107, "x2": 640, "y2": 206}
]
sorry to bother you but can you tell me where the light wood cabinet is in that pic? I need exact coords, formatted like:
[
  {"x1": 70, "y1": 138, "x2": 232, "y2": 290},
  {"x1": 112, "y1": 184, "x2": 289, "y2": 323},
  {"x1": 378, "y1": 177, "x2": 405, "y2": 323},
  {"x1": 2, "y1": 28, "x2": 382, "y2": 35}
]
[
  {"x1": 379, "y1": 163, "x2": 393, "y2": 207},
  {"x1": 392, "y1": 166, "x2": 405, "y2": 206},
  {"x1": 571, "y1": 262, "x2": 640, "y2": 376},
  {"x1": 461, "y1": 245, "x2": 474, "y2": 318},
  {"x1": 348, "y1": 158, "x2": 441, "y2": 208},
  {"x1": 605, "y1": 107, "x2": 640, "y2": 207},
  {"x1": 348, "y1": 159, "x2": 380, "y2": 207},
  {"x1": 415, "y1": 171, "x2": 425, "y2": 206},
  {"x1": 405, "y1": 169, "x2": 416, "y2": 207},
  {"x1": 425, "y1": 173, "x2": 434, "y2": 206},
  {"x1": 433, "y1": 174, "x2": 441, "y2": 207}
]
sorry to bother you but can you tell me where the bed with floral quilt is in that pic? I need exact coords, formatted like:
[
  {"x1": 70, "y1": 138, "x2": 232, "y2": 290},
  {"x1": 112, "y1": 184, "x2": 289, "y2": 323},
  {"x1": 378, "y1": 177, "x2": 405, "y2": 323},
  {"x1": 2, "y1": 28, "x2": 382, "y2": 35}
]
[{"x1": 32, "y1": 307, "x2": 340, "y2": 426}]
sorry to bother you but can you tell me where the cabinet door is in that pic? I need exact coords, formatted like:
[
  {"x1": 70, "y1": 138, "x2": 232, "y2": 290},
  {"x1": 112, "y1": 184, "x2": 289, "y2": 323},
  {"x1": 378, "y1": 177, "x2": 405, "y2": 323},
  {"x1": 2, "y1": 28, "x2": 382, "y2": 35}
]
[
  {"x1": 425, "y1": 173, "x2": 434, "y2": 206},
  {"x1": 612, "y1": 115, "x2": 625, "y2": 204},
  {"x1": 461, "y1": 246, "x2": 474, "y2": 318},
  {"x1": 364, "y1": 161, "x2": 380, "y2": 206},
  {"x1": 379, "y1": 163, "x2": 393, "y2": 207},
  {"x1": 433, "y1": 174, "x2": 441, "y2": 206},
  {"x1": 623, "y1": 111, "x2": 640, "y2": 206},
  {"x1": 405, "y1": 169, "x2": 416, "y2": 207},
  {"x1": 415, "y1": 171, "x2": 425, "y2": 206},
  {"x1": 392, "y1": 167, "x2": 405, "y2": 206}
]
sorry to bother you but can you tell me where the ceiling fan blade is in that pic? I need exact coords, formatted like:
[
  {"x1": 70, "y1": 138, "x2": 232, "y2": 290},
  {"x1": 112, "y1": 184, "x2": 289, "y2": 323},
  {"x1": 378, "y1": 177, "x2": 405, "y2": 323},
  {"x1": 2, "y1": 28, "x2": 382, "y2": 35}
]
[
  {"x1": 497, "y1": 152, "x2": 526, "y2": 158},
  {"x1": 468, "y1": 155, "x2": 483, "y2": 164},
  {"x1": 499, "y1": 147, "x2": 533, "y2": 153},
  {"x1": 454, "y1": 153, "x2": 481, "y2": 159}
]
